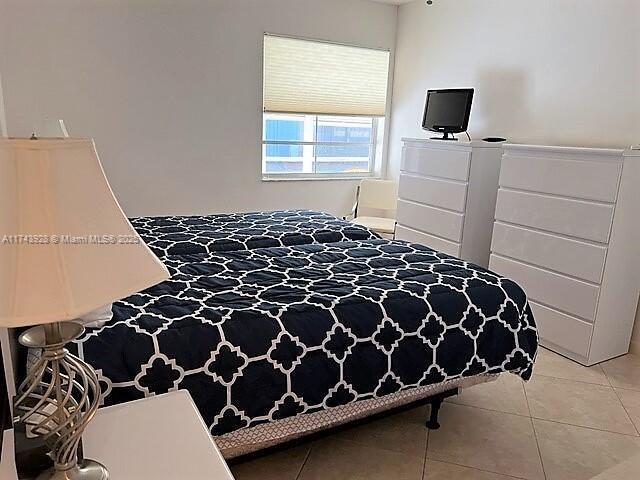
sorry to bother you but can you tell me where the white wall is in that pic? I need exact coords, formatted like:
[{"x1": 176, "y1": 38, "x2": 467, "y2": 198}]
[
  {"x1": 0, "y1": 0, "x2": 397, "y2": 217},
  {"x1": 388, "y1": 0, "x2": 639, "y2": 178}
]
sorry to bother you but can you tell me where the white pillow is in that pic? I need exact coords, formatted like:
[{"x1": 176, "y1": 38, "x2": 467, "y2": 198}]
[{"x1": 77, "y1": 304, "x2": 113, "y2": 328}]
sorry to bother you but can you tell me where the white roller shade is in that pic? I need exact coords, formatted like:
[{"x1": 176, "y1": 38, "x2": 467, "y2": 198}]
[{"x1": 264, "y1": 35, "x2": 390, "y2": 117}]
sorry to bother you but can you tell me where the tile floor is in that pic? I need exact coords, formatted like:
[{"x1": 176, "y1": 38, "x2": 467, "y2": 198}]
[{"x1": 229, "y1": 349, "x2": 640, "y2": 479}]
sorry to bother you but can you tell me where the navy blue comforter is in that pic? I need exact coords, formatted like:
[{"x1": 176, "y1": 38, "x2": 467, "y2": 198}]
[
  {"x1": 130, "y1": 209, "x2": 379, "y2": 257},
  {"x1": 72, "y1": 212, "x2": 537, "y2": 437}
]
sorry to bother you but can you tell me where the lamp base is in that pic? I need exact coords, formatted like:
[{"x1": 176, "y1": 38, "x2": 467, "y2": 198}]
[
  {"x1": 15, "y1": 321, "x2": 108, "y2": 480},
  {"x1": 35, "y1": 459, "x2": 109, "y2": 480}
]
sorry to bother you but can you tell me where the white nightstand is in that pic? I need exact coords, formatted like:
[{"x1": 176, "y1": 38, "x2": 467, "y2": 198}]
[
  {"x1": 1, "y1": 391, "x2": 235, "y2": 480},
  {"x1": 1, "y1": 429, "x2": 17, "y2": 479}
]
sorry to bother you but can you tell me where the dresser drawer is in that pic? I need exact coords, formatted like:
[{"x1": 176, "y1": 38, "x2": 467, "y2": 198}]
[
  {"x1": 396, "y1": 225, "x2": 460, "y2": 257},
  {"x1": 489, "y1": 254, "x2": 600, "y2": 321},
  {"x1": 398, "y1": 174, "x2": 467, "y2": 212},
  {"x1": 397, "y1": 199, "x2": 464, "y2": 242},
  {"x1": 401, "y1": 146, "x2": 470, "y2": 181},
  {"x1": 500, "y1": 154, "x2": 621, "y2": 203},
  {"x1": 530, "y1": 301, "x2": 593, "y2": 358},
  {"x1": 495, "y1": 189, "x2": 615, "y2": 243},
  {"x1": 491, "y1": 222, "x2": 607, "y2": 284}
]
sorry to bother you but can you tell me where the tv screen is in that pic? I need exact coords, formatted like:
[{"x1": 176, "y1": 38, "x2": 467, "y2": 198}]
[{"x1": 422, "y1": 89, "x2": 474, "y2": 138}]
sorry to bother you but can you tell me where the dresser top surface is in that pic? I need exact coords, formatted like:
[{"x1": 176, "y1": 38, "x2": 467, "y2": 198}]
[
  {"x1": 402, "y1": 139, "x2": 637, "y2": 158},
  {"x1": 401, "y1": 137, "x2": 503, "y2": 150},
  {"x1": 502, "y1": 143, "x2": 626, "y2": 158}
]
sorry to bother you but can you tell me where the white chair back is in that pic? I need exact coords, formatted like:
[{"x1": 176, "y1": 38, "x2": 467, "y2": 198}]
[{"x1": 358, "y1": 179, "x2": 398, "y2": 212}]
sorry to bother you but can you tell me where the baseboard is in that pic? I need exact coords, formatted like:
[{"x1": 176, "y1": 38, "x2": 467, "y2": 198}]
[{"x1": 630, "y1": 339, "x2": 640, "y2": 357}]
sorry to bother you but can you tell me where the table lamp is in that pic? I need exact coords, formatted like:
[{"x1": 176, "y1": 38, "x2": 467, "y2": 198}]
[{"x1": 0, "y1": 137, "x2": 170, "y2": 479}]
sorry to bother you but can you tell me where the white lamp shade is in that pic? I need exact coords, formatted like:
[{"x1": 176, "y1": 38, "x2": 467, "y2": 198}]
[{"x1": 0, "y1": 138, "x2": 170, "y2": 327}]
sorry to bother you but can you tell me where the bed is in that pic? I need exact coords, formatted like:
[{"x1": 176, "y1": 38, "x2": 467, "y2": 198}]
[
  {"x1": 130, "y1": 209, "x2": 379, "y2": 257},
  {"x1": 70, "y1": 211, "x2": 538, "y2": 458}
]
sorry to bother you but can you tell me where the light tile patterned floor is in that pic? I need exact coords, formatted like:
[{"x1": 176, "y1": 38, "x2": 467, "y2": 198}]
[{"x1": 229, "y1": 349, "x2": 640, "y2": 480}]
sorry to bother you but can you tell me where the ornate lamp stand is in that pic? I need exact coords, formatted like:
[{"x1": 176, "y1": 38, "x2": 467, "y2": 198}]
[{"x1": 14, "y1": 321, "x2": 108, "y2": 480}]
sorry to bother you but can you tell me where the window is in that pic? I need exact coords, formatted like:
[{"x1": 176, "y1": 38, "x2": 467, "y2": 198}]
[
  {"x1": 262, "y1": 114, "x2": 385, "y2": 175},
  {"x1": 262, "y1": 34, "x2": 390, "y2": 179}
]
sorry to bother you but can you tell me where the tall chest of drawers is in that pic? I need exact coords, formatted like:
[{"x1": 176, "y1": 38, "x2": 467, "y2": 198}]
[
  {"x1": 489, "y1": 145, "x2": 640, "y2": 365},
  {"x1": 395, "y1": 138, "x2": 503, "y2": 267}
]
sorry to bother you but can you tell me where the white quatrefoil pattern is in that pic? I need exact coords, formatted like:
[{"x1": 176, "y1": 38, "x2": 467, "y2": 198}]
[
  {"x1": 72, "y1": 230, "x2": 537, "y2": 438},
  {"x1": 130, "y1": 209, "x2": 379, "y2": 257}
]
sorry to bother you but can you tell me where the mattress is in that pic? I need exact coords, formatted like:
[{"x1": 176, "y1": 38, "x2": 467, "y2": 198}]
[
  {"x1": 71, "y1": 237, "x2": 538, "y2": 444},
  {"x1": 130, "y1": 209, "x2": 379, "y2": 257}
]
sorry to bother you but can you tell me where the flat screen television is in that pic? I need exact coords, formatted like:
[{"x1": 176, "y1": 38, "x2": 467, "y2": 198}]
[{"x1": 422, "y1": 88, "x2": 474, "y2": 140}]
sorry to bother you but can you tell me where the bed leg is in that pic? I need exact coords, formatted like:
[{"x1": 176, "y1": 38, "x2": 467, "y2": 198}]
[
  {"x1": 425, "y1": 388, "x2": 458, "y2": 430},
  {"x1": 426, "y1": 398, "x2": 443, "y2": 429}
]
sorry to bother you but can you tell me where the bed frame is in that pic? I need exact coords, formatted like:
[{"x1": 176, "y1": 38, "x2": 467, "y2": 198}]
[{"x1": 215, "y1": 373, "x2": 496, "y2": 458}]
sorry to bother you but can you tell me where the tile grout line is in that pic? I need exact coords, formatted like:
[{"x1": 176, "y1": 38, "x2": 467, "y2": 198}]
[
  {"x1": 445, "y1": 397, "x2": 529, "y2": 417},
  {"x1": 427, "y1": 398, "x2": 542, "y2": 480},
  {"x1": 532, "y1": 372, "x2": 611, "y2": 387},
  {"x1": 522, "y1": 377, "x2": 548, "y2": 480},
  {"x1": 612, "y1": 386, "x2": 640, "y2": 433},
  {"x1": 611, "y1": 386, "x2": 640, "y2": 393},
  {"x1": 531, "y1": 362, "x2": 639, "y2": 436},
  {"x1": 313, "y1": 434, "x2": 428, "y2": 460},
  {"x1": 421, "y1": 403, "x2": 529, "y2": 480},
  {"x1": 294, "y1": 443, "x2": 313, "y2": 480},
  {"x1": 602, "y1": 365, "x2": 640, "y2": 437},
  {"x1": 598, "y1": 355, "x2": 640, "y2": 393},
  {"x1": 531, "y1": 417, "x2": 639, "y2": 438},
  {"x1": 421, "y1": 426, "x2": 429, "y2": 479},
  {"x1": 423, "y1": 457, "x2": 529, "y2": 480},
  {"x1": 447, "y1": 394, "x2": 640, "y2": 438}
]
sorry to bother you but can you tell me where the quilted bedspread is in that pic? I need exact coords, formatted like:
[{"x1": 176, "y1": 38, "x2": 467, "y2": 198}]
[
  {"x1": 130, "y1": 209, "x2": 379, "y2": 257},
  {"x1": 72, "y1": 236, "x2": 538, "y2": 437}
]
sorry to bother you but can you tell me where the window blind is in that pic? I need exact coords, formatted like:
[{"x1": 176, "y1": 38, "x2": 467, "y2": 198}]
[{"x1": 263, "y1": 35, "x2": 390, "y2": 117}]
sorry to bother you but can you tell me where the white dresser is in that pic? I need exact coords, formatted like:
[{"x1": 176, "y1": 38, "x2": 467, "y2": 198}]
[
  {"x1": 489, "y1": 144, "x2": 640, "y2": 365},
  {"x1": 395, "y1": 138, "x2": 503, "y2": 267}
]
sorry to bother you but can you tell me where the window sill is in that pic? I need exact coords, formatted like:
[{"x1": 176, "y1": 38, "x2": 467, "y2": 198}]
[{"x1": 262, "y1": 174, "x2": 380, "y2": 182}]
